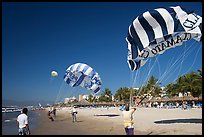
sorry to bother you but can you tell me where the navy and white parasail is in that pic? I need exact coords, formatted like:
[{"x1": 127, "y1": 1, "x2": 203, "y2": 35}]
[
  {"x1": 126, "y1": 6, "x2": 202, "y2": 71},
  {"x1": 64, "y1": 63, "x2": 102, "y2": 94}
]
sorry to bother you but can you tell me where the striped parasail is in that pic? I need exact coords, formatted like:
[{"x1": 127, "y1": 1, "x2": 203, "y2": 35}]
[
  {"x1": 126, "y1": 6, "x2": 202, "y2": 71},
  {"x1": 64, "y1": 63, "x2": 102, "y2": 94}
]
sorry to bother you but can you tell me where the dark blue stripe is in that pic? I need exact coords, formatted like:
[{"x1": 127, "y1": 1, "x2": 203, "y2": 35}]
[
  {"x1": 138, "y1": 14, "x2": 155, "y2": 44},
  {"x1": 135, "y1": 60, "x2": 141, "y2": 70},
  {"x1": 89, "y1": 70, "x2": 96, "y2": 79},
  {"x1": 81, "y1": 65, "x2": 89, "y2": 75},
  {"x1": 128, "y1": 60, "x2": 136, "y2": 71},
  {"x1": 69, "y1": 65, "x2": 74, "y2": 72},
  {"x1": 72, "y1": 73, "x2": 86, "y2": 87},
  {"x1": 180, "y1": 6, "x2": 193, "y2": 14},
  {"x1": 150, "y1": 10, "x2": 168, "y2": 36},
  {"x1": 129, "y1": 24, "x2": 144, "y2": 52},
  {"x1": 163, "y1": 34, "x2": 173, "y2": 41},
  {"x1": 65, "y1": 78, "x2": 72, "y2": 86},
  {"x1": 165, "y1": 7, "x2": 185, "y2": 32},
  {"x1": 94, "y1": 87, "x2": 100, "y2": 94},
  {"x1": 199, "y1": 23, "x2": 202, "y2": 41},
  {"x1": 127, "y1": 34, "x2": 138, "y2": 59},
  {"x1": 76, "y1": 63, "x2": 82, "y2": 72},
  {"x1": 63, "y1": 74, "x2": 67, "y2": 79}
]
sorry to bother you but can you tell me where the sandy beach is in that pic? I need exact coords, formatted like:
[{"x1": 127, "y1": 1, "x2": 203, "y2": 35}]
[{"x1": 31, "y1": 107, "x2": 202, "y2": 135}]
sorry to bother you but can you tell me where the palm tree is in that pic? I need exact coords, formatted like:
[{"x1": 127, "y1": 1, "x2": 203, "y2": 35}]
[
  {"x1": 114, "y1": 87, "x2": 130, "y2": 102},
  {"x1": 144, "y1": 75, "x2": 161, "y2": 97},
  {"x1": 165, "y1": 83, "x2": 177, "y2": 97},
  {"x1": 197, "y1": 69, "x2": 202, "y2": 78},
  {"x1": 181, "y1": 72, "x2": 202, "y2": 98},
  {"x1": 175, "y1": 76, "x2": 186, "y2": 96},
  {"x1": 98, "y1": 88, "x2": 113, "y2": 102}
]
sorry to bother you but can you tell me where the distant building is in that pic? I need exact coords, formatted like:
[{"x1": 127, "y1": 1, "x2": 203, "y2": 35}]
[
  {"x1": 133, "y1": 88, "x2": 139, "y2": 90},
  {"x1": 112, "y1": 95, "x2": 114, "y2": 101},
  {"x1": 179, "y1": 92, "x2": 183, "y2": 97},
  {"x1": 160, "y1": 87, "x2": 167, "y2": 97},
  {"x1": 64, "y1": 96, "x2": 77, "y2": 103},
  {"x1": 79, "y1": 95, "x2": 83, "y2": 101}
]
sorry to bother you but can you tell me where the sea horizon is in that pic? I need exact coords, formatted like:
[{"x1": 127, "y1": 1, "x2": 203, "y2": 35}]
[{"x1": 2, "y1": 110, "x2": 41, "y2": 135}]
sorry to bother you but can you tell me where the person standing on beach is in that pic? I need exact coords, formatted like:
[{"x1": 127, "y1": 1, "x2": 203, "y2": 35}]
[
  {"x1": 17, "y1": 108, "x2": 30, "y2": 135},
  {"x1": 48, "y1": 110, "x2": 54, "y2": 121},
  {"x1": 52, "y1": 107, "x2": 56, "y2": 117},
  {"x1": 122, "y1": 103, "x2": 136, "y2": 135},
  {"x1": 71, "y1": 106, "x2": 78, "y2": 122}
]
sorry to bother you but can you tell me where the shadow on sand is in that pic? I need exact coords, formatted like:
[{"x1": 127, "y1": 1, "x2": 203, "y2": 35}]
[
  {"x1": 154, "y1": 118, "x2": 202, "y2": 124},
  {"x1": 94, "y1": 114, "x2": 120, "y2": 117}
]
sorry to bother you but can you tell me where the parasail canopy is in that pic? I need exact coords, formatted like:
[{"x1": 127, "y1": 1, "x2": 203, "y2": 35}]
[
  {"x1": 126, "y1": 6, "x2": 202, "y2": 71},
  {"x1": 64, "y1": 63, "x2": 102, "y2": 94}
]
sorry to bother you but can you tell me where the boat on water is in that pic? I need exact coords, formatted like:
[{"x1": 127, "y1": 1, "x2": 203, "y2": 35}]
[{"x1": 2, "y1": 107, "x2": 22, "y2": 113}]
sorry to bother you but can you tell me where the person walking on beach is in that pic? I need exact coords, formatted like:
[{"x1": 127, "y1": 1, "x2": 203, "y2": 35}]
[
  {"x1": 71, "y1": 106, "x2": 78, "y2": 122},
  {"x1": 52, "y1": 107, "x2": 56, "y2": 117},
  {"x1": 17, "y1": 108, "x2": 30, "y2": 135},
  {"x1": 48, "y1": 110, "x2": 54, "y2": 121},
  {"x1": 122, "y1": 103, "x2": 136, "y2": 135}
]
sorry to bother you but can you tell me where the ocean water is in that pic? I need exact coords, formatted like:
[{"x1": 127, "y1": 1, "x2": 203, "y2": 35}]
[{"x1": 2, "y1": 110, "x2": 41, "y2": 135}]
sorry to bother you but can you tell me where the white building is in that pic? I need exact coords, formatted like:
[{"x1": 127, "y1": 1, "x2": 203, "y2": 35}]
[{"x1": 64, "y1": 96, "x2": 77, "y2": 103}]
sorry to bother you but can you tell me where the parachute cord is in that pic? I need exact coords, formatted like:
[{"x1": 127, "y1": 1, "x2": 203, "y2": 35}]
[
  {"x1": 132, "y1": 66, "x2": 139, "y2": 88},
  {"x1": 158, "y1": 34, "x2": 198, "y2": 84},
  {"x1": 135, "y1": 54, "x2": 160, "y2": 96},
  {"x1": 135, "y1": 58, "x2": 154, "y2": 96},
  {"x1": 140, "y1": 40, "x2": 199, "y2": 96},
  {"x1": 171, "y1": 42, "x2": 187, "y2": 82},
  {"x1": 67, "y1": 87, "x2": 80, "y2": 100},
  {"x1": 137, "y1": 58, "x2": 151, "y2": 87},
  {"x1": 155, "y1": 56, "x2": 161, "y2": 79},
  {"x1": 167, "y1": 41, "x2": 198, "y2": 82},
  {"x1": 54, "y1": 81, "x2": 66, "y2": 104},
  {"x1": 157, "y1": 40, "x2": 199, "y2": 84},
  {"x1": 181, "y1": 42, "x2": 201, "y2": 75},
  {"x1": 162, "y1": 44, "x2": 192, "y2": 83},
  {"x1": 160, "y1": 42, "x2": 200, "y2": 93}
]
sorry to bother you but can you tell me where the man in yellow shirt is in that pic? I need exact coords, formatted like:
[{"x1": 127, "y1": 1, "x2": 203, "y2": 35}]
[{"x1": 122, "y1": 104, "x2": 137, "y2": 135}]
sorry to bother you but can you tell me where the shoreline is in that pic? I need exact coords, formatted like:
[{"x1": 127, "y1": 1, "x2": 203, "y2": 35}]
[{"x1": 31, "y1": 107, "x2": 202, "y2": 135}]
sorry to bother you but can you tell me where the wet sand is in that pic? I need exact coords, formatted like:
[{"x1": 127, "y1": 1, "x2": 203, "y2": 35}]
[{"x1": 31, "y1": 107, "x2": 202, "y2": 135}]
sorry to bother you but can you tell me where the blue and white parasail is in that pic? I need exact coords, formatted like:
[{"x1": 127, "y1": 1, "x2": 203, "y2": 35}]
[
  {"x1": 64, "y1": 63, "x2": 102, "y2": 94},
  {"x1": 126, "y1": 6, "x2": 202, "y2": 71}
]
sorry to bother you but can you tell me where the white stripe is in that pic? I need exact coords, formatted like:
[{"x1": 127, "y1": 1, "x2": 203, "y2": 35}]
[
  {"x1": 126, "y1": 37, "x2": 133, "y2": 60},
  {"x1": 72, "y1": 63, "x2": 80, "y2": 71},
  {"x1": 171, "y1": 6, "x2": 188, "y2": 31},
  {"x1": 172, "y1": 6, "x2": 202, "y2": 34},
  {"x1": 84, "y1": 67, "x2": 93, "y2": 76},
  {"x1": 78, "y1": 63, "x2": 87, "y2": 72},
  {"x1": 143, "y1": 11, "x2": 164, "y2": 39},
  {"x1": 133, "y1": 17, "x2": 149, "y2": 48},
  {"x1": 90, "y1": 84, "x2": 98, "y2": 91},
  {"x1": 155, "y1": 8, "x2": 174, "y2": 34},
  {"x1": 128, "y1": 25, "x2": 133, "y2": 38},
  {"x1": 66, "y1": 65, "x2": 72, "y2": 71}
]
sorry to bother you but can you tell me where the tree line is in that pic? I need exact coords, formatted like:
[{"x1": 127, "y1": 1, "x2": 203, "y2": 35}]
[{"x1": 87, "y1": 69, "x2": 202, "y2": 103}]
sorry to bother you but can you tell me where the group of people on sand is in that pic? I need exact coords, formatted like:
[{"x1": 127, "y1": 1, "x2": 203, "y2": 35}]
[
  {"x1": 47, "y1": 106, "x2": 78, "y2": 122},
  {"x1": 17, "y1": 102, "x2": 137, "y2": 135}
]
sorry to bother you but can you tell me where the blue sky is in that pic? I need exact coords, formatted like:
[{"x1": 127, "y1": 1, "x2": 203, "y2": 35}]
[{"x1": 2, "y1": 2, "x2": 202, "y2": 105}]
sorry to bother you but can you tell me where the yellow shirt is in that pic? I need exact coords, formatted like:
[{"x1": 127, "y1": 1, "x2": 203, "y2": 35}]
[{"x1": 122, "y1": 109, "x2": 135, "y2": 128}]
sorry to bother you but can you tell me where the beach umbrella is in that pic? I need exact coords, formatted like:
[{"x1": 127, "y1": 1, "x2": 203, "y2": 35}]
[{"x1": 64, "y1": 63, "x2": 102, "y2": 94}]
